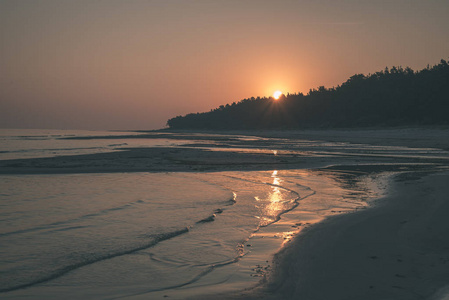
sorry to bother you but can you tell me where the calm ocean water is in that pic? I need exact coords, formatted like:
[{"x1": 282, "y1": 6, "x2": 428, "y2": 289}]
[{"x1": 0, "y1": 129, "x2": 309, "y2": 299}]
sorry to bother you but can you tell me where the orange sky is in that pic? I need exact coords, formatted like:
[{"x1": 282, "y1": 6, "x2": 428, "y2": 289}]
[{"x1": 1, "y1": 0, "x2": 448, "y2": 130}]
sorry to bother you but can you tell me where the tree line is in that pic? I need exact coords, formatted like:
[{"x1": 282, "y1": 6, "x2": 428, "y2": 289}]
[{"x1": 167, "y1": 59, "x2": 449, "y2": 129}]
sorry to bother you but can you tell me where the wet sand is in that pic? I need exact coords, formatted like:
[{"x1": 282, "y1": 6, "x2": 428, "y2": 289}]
[
  {"x1": 223, "y1": 170, "x2": 449, "y2": 300},
  {"x1": 1, "y1": 128, "x2": 448, "y2": 175}
]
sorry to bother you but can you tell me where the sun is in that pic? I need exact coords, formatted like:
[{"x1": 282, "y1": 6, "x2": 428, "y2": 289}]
[{"x1": 273, "y1": 90, "x2": 283, "y2": 100}]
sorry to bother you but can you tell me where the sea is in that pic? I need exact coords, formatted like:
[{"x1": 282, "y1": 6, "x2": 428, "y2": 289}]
[{"x1": 0, "y1": 129, "x2": 385, "y2": 299}]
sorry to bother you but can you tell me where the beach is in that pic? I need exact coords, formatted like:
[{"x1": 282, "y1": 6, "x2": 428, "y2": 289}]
[
  {"x1": 3, "y1": 0, "x2": 449, "y2": 298},
  {"x1": 1, "y1": 128, "x2": 449, "y2": 299},
  {"x1": 226, "y1": 170, "x2": 449, "y2": 300}
]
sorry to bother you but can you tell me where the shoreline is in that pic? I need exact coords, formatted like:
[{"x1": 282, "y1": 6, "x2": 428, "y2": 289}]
[
  {"x1": 122, "y1": 166, "x2": 393, "y2": 300},
  {"x1": 223, "y1": 168, "x2": 449, "y2": 300}
]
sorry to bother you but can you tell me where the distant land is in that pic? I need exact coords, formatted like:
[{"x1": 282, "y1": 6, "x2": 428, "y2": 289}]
[{"x1": 167, "y1": 59, "x2": 449, "y2": 130}]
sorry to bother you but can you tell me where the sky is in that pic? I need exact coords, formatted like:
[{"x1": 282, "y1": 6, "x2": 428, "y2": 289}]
[{"x1": 1, "y1": 0, "x2": 448, "y2": 130}]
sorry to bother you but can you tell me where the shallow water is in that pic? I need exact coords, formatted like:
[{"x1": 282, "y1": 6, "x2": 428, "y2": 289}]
[
  {"x1": 0, "y1": 168, "x2": 387, "y2": 299},
  {"x1": 0, "y1": 129, "x2": 426, "y2": 299},
  {"x1": 0, "y1": 168, "x2": 306, "y2": 296},
  {"x1": 0, "y1": 129, "x2": 187, "y2": 160}
]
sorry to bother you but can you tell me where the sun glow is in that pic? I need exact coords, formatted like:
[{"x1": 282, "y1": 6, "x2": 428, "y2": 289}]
[{"x1": 273, "y1": 90, "x2": 283, "y2": 100}]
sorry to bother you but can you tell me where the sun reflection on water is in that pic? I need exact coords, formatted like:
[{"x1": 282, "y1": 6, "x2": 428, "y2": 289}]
[
  {"x1": 271, "y1": 170, "x2": 281, "y2": 196},
  {"x1": 256, "y1": 170, "x2": 293, "y2": 226}
]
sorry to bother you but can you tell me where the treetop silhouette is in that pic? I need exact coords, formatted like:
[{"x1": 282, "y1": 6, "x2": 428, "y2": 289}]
[{"x1": 167, "y1": 59, "x2": 449, "y2": 129}]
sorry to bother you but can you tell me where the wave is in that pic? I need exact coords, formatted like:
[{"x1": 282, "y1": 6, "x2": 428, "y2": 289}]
[
  {"x1": 114, "y1": 176, "x2": 316, "y2": 299},
  {"x1": 0, "y1": 227, "x2": 190, "y2": 293},
  {"x1": 0, "y1": 146, "x2": 108, "y2": 156},
  {"x1": 61, "y1": 134, "x2": 139, "y2": 140},
  {"x1": 112, "y1": 247, "x2": 246, "y2": 299},
  {"x1": 16, "y1": 135, "x2": 50, "y2": 139},
  {"x1": 0, "y1": 193, "x2": 238, "y2": 293},
  {"x1": 0, "y1": 199, "x2": 144, "y2": 237},
  {"x1": 223, "y1": 174, "x2": 302, "y2": 226},
  {"x1": 196, "y1": 195, "x2": 235, "y2": 224}
]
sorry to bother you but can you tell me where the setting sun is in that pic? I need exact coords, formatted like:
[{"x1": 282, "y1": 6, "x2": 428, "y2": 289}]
[{"x1": 273, "y1": 90, "x2": 283, "y2": 100}]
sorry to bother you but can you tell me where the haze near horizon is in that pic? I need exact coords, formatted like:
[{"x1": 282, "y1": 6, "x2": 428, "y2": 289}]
[{"x1": 1, "y1": 0, "x2": 448, "y2": 130}]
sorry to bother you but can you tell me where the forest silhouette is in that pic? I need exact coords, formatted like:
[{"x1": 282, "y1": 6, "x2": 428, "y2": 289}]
[{"x1": 167, "y1": 59, "x2": 449, "y2": 129}]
